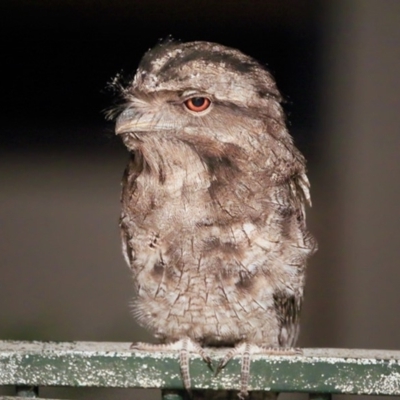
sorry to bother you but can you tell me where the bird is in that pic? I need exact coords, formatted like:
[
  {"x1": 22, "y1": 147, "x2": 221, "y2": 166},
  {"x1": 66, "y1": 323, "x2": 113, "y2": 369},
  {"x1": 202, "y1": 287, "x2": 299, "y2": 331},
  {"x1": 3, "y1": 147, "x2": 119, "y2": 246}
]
[{"x1": 110, "y1": 40, "x2": 317, "y2": 399}]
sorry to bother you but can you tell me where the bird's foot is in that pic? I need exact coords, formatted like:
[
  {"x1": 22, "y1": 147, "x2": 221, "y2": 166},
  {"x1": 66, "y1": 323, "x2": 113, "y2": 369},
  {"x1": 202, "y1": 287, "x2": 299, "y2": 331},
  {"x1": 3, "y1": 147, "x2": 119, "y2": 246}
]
[
  {"x1": 217, "y1": 343, "x2": 302, "y2": 399},
  {"x1": 131, "y1": 337, "x2": 212, "y2": 392}
]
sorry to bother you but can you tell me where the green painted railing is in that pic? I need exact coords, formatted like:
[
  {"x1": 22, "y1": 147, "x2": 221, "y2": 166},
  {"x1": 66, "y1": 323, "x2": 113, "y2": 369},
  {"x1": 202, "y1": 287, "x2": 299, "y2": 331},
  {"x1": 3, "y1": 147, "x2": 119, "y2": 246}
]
[{"x1": 1, "y1": 341, "x2": 400, "y2": 399}]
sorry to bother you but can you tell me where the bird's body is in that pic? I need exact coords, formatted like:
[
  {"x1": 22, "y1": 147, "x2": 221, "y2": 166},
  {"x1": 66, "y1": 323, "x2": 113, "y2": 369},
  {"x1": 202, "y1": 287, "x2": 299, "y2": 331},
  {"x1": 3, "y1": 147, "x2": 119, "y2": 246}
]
[{"x1": 113, "y1": 40, "x2": 316, "y2": 397}]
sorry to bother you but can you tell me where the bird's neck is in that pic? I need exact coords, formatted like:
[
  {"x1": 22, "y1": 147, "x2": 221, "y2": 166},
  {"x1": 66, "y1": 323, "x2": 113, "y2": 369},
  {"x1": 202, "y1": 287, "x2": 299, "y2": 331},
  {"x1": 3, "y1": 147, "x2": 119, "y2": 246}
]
[{"x1": 135, "y1": 138, "x2": 213, "y2": 188}]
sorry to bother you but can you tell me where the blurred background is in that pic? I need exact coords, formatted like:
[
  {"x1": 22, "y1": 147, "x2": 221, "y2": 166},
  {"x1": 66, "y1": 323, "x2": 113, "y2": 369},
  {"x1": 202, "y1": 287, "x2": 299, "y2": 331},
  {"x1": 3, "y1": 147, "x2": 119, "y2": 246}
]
[{"x1": 1, "y1": 0, "x2": 400, "y2": 399}]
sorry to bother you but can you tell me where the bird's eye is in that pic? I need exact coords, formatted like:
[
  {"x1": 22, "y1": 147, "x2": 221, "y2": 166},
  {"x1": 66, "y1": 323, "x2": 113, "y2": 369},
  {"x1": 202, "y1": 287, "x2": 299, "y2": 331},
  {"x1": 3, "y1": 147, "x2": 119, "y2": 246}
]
[{"x1": 184, "y1": 97, "x2": 211, "y2": 112}]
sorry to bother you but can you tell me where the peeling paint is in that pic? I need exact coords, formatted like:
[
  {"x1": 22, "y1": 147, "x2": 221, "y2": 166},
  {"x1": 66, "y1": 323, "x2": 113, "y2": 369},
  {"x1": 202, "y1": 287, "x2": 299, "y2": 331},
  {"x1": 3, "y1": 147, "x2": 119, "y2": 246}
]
[{"x1": 0, "y1": 341, "x2": 400, "y2": 395}]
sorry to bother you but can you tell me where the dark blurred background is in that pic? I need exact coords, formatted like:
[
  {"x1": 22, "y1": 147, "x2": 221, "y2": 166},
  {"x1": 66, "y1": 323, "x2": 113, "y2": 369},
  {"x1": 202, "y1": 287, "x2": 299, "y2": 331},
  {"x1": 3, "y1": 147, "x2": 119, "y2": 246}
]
[{"x1": 1, "y1": 1, "x2": 400, "y2": 399}]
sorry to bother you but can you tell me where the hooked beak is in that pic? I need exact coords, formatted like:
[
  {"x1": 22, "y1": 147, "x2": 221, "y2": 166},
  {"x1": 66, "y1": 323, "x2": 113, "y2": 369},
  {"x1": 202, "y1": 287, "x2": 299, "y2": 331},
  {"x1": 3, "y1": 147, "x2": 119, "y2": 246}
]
[{"x1": 115, "y1": 108, "x2": 156, "y2": 135}]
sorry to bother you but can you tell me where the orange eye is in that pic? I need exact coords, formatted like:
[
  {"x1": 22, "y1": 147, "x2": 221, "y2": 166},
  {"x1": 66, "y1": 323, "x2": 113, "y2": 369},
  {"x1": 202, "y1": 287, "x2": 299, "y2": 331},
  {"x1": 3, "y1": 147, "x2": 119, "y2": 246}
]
[{"x1": 184, "y1": 97, "x2": 211, "y2": 112}]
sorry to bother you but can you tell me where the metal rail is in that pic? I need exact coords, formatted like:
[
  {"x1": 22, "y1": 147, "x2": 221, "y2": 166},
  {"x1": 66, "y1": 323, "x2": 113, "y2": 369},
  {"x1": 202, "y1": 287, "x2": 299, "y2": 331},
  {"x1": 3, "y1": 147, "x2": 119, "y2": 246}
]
[{"x1": 1, "y1": 341, "x2": 400, "y2": 398}]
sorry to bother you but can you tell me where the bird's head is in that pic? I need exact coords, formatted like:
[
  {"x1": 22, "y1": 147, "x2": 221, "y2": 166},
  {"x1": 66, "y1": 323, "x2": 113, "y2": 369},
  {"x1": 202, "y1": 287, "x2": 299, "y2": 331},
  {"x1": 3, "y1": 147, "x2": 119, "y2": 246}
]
[{"x1": 111, "y1": 41, "x2": 290, "y2": 155}]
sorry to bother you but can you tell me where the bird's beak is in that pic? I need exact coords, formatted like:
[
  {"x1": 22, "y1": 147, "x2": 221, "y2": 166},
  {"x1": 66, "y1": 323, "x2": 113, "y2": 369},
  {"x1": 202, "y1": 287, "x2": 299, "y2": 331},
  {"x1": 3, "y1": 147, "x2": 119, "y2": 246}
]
[{"x1": 115, "y1": 108, "x2": 155, "y2": 135}]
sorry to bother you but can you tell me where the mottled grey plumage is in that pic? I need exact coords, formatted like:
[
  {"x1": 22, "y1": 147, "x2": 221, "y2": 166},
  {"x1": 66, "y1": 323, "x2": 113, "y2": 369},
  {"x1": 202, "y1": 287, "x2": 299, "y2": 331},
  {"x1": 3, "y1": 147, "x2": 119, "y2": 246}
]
[{"x1": 112, "y1": 40, "x2": 316, "y2": 398}]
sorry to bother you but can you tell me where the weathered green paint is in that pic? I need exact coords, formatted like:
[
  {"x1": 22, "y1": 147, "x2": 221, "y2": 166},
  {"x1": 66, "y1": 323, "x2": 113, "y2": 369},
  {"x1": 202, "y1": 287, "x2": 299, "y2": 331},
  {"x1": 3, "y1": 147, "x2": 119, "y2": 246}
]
[
  {"x1": 0, "y1": 341, "x2": 400, "y2": 395},
  {"x1": 0, "y1": 398, "x2": 61, "y2": 400}
]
